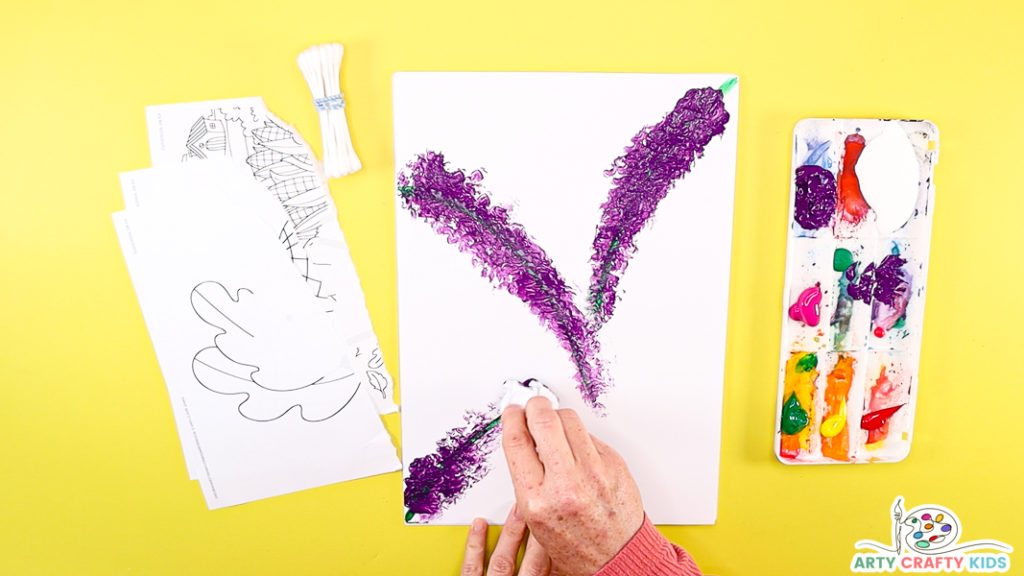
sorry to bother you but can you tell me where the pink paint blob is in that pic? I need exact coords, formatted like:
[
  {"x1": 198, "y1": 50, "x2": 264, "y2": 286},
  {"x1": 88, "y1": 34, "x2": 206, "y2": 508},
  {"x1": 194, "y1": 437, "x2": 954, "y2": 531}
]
[{"x1": 789, "y1": 284, "x2": 823, "y2": 326}]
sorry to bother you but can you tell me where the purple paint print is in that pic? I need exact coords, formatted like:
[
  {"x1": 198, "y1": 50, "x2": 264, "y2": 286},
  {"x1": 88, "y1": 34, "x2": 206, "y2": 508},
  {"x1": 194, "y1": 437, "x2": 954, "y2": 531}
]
[
  {"x1": 399, "y1": 152, "x2": 606, "y2": 408},
  {"x1": 404, "y1": 405, "x2": 502, "y2": 523},
  {"x1": 794, "y1": 165, "x2": 837, "y2": 230},
  {"x1": 588, "y1": 86, "x2": 730, "y2": 327}
]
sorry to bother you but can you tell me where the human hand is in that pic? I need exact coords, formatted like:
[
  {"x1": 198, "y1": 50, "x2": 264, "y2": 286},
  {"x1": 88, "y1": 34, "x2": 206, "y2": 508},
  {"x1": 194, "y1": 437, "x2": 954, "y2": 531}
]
[
  {"x1": 501, "y1": 397, "x2": 644, "y2": 576},
  {"x1": 461, "y1": 506, "x2": 551, "y2": 576}
]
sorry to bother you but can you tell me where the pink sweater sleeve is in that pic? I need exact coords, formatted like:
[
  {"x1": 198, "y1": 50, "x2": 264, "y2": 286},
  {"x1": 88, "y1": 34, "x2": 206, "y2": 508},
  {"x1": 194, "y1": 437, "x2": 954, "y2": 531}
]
[{"x1": 593, "y1": 515, "x2": 705, "y2": 576}]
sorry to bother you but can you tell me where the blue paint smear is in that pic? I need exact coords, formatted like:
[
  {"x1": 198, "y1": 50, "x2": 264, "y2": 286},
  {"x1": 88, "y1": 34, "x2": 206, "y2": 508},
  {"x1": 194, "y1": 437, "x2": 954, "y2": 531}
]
[{"x1": 804, "y1": 140, "x2": 832, "y2": 170}]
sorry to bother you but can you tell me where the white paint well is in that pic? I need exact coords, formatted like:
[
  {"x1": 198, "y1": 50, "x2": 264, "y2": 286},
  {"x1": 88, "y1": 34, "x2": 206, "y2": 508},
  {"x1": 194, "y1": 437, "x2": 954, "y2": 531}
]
[{"x1": 857, "y1": 123, "x2": 920, "y2": 233}]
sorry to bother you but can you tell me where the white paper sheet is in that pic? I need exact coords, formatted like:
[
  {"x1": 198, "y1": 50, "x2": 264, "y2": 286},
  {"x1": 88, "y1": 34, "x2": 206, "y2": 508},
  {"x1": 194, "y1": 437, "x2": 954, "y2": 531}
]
[
  {"x1": 394, "y1": 73, "x2": 739, "y2": 525},
  {"x1": 119, "y1": 164, "x2": 276, "y2": 479},
  {"x1": 145, "y1": 98, "x2": 398, "y2": 415},
  {"x1": 113, "y1": 169, "x2": 399, "y2": 508}
]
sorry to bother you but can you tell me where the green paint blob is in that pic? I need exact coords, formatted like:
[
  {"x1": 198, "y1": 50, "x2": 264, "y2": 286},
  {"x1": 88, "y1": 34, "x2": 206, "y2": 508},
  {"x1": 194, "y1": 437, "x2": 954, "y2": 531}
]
[
  {"x1": 781, "y1": 392, "x2": 810, "y2": 435},
  {"x1": 795, "y1": 352, "x2": 818, "y2": 373},
  {"x1": 398, "y1": 185, "x2": 416, "y2": 197},
  {"x1": 719, "y1": 77, "x2": 738, "y2": 95},
  {"x1": 894, "y1": 315, "x2": 906, "y2": 329},
  {"x1": 405, "y1": 509, "x2": 415, "y2": 523},
  {"x1": 833, "y1": 248, "x2": 854, "y2": 272}
]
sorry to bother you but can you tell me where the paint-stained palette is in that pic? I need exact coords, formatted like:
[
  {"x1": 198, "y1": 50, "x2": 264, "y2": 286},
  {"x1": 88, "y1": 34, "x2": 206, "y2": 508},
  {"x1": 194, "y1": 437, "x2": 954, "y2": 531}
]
[{"x1": 775, "y1": 118, "x2": 938, "y2": 464}]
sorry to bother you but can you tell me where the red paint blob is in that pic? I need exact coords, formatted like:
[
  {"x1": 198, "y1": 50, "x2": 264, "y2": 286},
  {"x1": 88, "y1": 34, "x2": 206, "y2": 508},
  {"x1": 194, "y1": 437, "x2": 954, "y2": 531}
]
[
  {"x1": 861, "y1": 404, "x2": 905, "y2": 431},
  {"x1": 874, "y1": 326, "x2": 886, "y2": 338},
  {"x1": 838, "y1": 134, "x2": 870, "y2": 223}
]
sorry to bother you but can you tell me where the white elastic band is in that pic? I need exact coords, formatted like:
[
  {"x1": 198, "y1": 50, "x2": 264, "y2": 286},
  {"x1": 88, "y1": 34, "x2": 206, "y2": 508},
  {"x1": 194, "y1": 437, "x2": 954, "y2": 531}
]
[
  {"x1": 313, "y1": 93, "x2": 346, "y2": 111},
  {"x1": 298, "y1": 43, "x2": 362, "y2": 178}
]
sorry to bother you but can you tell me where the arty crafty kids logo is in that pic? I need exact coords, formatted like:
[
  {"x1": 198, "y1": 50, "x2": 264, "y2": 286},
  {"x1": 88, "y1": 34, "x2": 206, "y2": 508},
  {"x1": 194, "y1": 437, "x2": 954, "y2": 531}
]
[{"x1": 851, "y1": 497, "x2": 1013, "y2": 573}]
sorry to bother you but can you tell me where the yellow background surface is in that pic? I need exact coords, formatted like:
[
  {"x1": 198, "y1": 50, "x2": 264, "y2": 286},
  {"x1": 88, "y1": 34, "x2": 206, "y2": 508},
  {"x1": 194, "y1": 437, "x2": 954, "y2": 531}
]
[{"x1": 3, "y1": 1, "x2": 1022, "y2": 574}]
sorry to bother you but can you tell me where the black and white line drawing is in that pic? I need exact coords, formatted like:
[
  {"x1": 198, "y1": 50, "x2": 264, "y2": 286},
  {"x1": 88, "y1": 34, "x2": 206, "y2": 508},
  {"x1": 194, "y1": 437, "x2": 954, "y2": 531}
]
[
  {"x1": 189, "y1": 281, "x2": 360, "y2": 422},
  {"x1": 151, "y1": 98, "x2": 397, "y2": 412},
  {"x1": 183, "y1": 107, "x2": 332, "y2": 304},
  {"x1": 355, "y1": 346, "x2": 389, "y2": 399}
]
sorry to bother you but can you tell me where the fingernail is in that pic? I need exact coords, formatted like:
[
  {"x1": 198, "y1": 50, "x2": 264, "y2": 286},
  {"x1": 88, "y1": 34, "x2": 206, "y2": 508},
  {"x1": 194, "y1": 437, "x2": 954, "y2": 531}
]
[{"x1": 472, "y1": 518, "x2": 486, "y2": 533}]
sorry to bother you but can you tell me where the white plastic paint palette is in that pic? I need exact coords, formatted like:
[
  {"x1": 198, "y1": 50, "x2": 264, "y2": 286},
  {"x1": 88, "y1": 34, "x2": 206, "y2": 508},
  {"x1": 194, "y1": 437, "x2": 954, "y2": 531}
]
[{"x1": 774, "y1": 118, "x2": 938, "y2": 464}]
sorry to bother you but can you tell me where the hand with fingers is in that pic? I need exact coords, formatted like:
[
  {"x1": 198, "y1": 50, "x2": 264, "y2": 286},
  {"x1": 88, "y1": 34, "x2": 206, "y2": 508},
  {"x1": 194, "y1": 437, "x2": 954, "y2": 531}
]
[
  {"x1": 461, "y1": 506, "x2": 551, "y2": 576},
  {"x1": 493, "y1": 395, "x2": 706, "y2": 576},
  {"x1": 500, "y1": 396, "x2": 644, "y2": 576}
]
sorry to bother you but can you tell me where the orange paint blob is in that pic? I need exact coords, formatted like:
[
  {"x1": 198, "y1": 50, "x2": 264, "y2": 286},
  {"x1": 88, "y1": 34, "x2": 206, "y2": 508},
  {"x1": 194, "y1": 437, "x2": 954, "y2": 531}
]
[
  {"x1": 838, "y1": 134, "x2": 870, "y2": 223},
  {"x1": 822, "y1": 355, "x2": 855, "y2": 461}
]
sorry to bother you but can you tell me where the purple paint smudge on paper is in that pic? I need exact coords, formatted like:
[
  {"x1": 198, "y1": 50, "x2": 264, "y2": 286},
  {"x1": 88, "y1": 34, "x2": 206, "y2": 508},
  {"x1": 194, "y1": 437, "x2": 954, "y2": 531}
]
[
  {"x1": 588, "y1": 87, "x2": 730, "y2": 326},
  {"x1": 398, "y1": 152, "x2": 606, "y2": 408},
  {"x1": 403, "y1": 405, "x2": 502, "y2": 522},
  {"x1": 794, "y1": 165, "x2": 837, "y2": 230}
]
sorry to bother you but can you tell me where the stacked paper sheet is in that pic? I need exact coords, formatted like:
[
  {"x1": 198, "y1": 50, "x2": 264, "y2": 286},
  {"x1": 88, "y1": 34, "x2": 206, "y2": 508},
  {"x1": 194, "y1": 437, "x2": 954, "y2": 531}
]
[{"x1": 114, "y1": 98, "x2": 399, "y2": 508}]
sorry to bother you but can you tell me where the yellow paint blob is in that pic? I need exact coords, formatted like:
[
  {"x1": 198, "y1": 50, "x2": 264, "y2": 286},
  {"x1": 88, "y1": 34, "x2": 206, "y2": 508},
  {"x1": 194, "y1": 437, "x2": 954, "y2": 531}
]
[{"x1": 820, "y1": 400, "x2": 846, "y2": 438}]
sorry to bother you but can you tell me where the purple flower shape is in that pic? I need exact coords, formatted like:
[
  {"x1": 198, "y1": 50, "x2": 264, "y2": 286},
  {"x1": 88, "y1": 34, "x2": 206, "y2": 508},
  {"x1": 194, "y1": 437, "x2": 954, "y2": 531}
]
[
  {"x1": 589, "y1": 86, "x2": 730, "y2": 326},
  {"x1": 399, "y1": 152, "x2": 606, "y2": 407},
  {"x1": 404, "y1": 406, "x2": 502, "y2": 522}
]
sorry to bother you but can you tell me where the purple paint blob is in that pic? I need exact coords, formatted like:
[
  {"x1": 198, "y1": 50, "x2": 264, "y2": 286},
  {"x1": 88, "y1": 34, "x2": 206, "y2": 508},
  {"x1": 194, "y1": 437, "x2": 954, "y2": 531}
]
[
  {"x1": 794, "y1": 165, "x2": 837, "y2": 230},
  {"x1": 872, "y1": 254, "x2": 910, "y2": 307},
  {"x1": 589, "y1": 87, "x2": 730, "y2": 326},
  {"x1": 399, "y1": 152, "x2": 606, "y2": 408},
  {"x1": 847, "y1": 262, "x2": 876, "y2": 305},
  {"x1": 871, "y1": 253, "x2": 911, "y2": 331},
  {"x1": 404, "y1": 406, "x2": 502, "y2": 522},
  {"x1": 843, "y1": 254, "x2": 910, "y2": 309}
]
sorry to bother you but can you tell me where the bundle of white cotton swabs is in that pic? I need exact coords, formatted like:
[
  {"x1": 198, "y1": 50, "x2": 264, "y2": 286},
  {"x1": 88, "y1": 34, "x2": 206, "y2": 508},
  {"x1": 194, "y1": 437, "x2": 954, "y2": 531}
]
[{"x1": 298, "y1": 43, "x2": 362, "y2": 178}]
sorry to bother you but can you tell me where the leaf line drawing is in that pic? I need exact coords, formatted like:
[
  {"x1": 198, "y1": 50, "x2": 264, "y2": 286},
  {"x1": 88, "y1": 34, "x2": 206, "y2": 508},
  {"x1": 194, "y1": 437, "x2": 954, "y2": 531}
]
[
  {"x1": 355, "y1": 346, "x2": 390, "y2": 399},
  {"x1": 189, "y1": 281, "x2": 360, "y2": 423}
]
